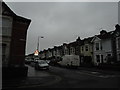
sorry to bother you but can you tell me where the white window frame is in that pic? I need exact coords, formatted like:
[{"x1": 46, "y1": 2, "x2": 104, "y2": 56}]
[{"x1": 95, "y1": 42, "x2": 100, "y2": 51}]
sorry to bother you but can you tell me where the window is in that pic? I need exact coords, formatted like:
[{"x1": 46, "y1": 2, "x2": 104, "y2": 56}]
[
  {"x1": 118, "y1": 38, "x2": 120, "y2": 50},
  {"x1": 100, "y1": 44, "x2": 103, "y2": 50},
  {"x1": 96, "y1": 55, "x2": 100, "y2": 62},
  {"x1": 70, "y1": 47, "x2": 75, "y2": 54},
  {"x1": 2, "y1": 27, "x2": 12, "y2": 36},
  {"x1": 118, "y1": 53, "x2": 120, "y2": 61},
  {"x1": 76, "y1": 46, "x2": 79, "y2": 54},
  {"x1": 70, "y1": 48, "x2": 72, "y2": 53},
  {"x1": 85, "y1": 45, "x2": 88, "y2": 51},
  {"x1": 2, "y1": 17, "x2": 12, "y2": 36},
  {"x1": 65, "y1": 49, "x2": 68, "y2": 55},
  {"x1": 2, "y1": 43, "x2": 7, "y2": 62},
  {"x1": 73, "y1": 48, "x2": 75, "y2": 54},
  {"x1": 82, "y1": 46, "x2": 84, "y2": 51},
  {"x1": 107, "y1": 54, "x2": 111, "y2": 57},
  {"x1": 101, "y1": 55, "x2": 103, "y2": 63},
  {"x1": 96, "y1": 43, "x2": 99, "y2": 50}
]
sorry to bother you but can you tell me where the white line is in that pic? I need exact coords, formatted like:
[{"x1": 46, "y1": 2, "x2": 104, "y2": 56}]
[
  {"x1": 77, "y1": 71, "x2": 120, "y2": 78},
  {"x1": 76, "y1": 71, "x2": 103, "y2": 78}
]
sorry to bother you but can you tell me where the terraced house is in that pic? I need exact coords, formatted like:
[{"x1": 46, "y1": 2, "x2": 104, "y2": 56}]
[
  {"x1": 116, "y1": 35, "x2": 120, "y2": 61},
  {"x1": 62, "y1": 43, "x2": 70, "y2": 55},
  {"x1": 114, "y1": 24, "x2": 120, "y2": 62},
  {"x1": 92, "y1": 30, "x2": 113, "y2": 66},
  {"x1": 45, "y1": 48, "x2": 53, "y2": 60},
  {"x1": 69, "y1": 41, "x2": 76, "y2": 55},
  {"x1": 91, "y1": 25, "x2": 120, "y2": 66},
  {"x1": 39, "y1": 50, "x2": 46, "y2": 59},
  {"x1": 2, "y1": 2, "x2": 31, "y2": 77},
  {"x1": 80, "y1": 37, "x2": 93, "y2": 65}
]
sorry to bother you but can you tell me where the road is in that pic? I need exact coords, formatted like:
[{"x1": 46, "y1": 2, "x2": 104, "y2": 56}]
[
  {"x1": 47, "y1": 66, "x2": 120, "y2": 88},
  {"x1": 3, "y1": 65, "x2": 120, "y2": 89}
]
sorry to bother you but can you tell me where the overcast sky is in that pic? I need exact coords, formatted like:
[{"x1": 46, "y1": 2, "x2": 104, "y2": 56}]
[{"x1": 5, "y1": 1, "x2": 118, "y2": 55}]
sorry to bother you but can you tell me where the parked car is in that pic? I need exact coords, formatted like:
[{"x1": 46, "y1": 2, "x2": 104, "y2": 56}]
[
  {"x1": 34, "y1": 57, "x2": 40, "y2": 63},
  {"x1": 25, "y1": 58, "x2": 33, "y2": 64},
  {"x1": 45, "y1": 60, "x2": 50, "y2": 64},
  {"x1": 35, "y1": 60, "x2": 49, "y2": 70}
]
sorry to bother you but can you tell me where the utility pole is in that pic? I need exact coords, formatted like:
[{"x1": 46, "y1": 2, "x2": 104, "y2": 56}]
[
  {"x1": 118, "y1": 1, "x2": 120, "y2": 24},
  {"x1": 37, "y1": 36, "x2": 44, "y2": 52},
  {"x1": 34, "y1": 36, "x2": 44, "y2": 56},
  {"x1": 37, "y1": 36, "x2": 39, "y2": 52}
]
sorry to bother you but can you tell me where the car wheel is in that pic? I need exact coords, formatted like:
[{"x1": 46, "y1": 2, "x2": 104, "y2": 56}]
[
  {"x1": 35, "y1": 67, "x2": 38, "y2": 70},
  {"x1": 46, "y1": 68, "x2": 49, "y2": 70}
]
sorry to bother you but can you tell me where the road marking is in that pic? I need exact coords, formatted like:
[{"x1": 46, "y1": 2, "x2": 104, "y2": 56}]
[
  {"x1": 76, "y1": 71, "x2": 103, "y2": 78},
  {"x1": 76, "y1": 71, "x2": 120, "y2": 78},
  {"x1": 91, "y1": 72, "x2": 100, "y2": 74}
]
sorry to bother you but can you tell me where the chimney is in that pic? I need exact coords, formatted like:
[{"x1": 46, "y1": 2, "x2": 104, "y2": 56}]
[
  {"x1": 115, "y1": 24, "x2": 120, "y2": 31},
  {"x1": 76, "y1": 36, "x2": 81, "y2": 41}
]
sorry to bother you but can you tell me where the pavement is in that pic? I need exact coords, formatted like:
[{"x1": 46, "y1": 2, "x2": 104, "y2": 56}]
[
  {"x1": 77, "y1": 66, "x2": 120, "y2": 75},
  {"x1": 2, "y1": 65, "x2": 61, "y2": 89},
  {"x1": 2, "y1": 74, "x2": 61, "y2": 89}
]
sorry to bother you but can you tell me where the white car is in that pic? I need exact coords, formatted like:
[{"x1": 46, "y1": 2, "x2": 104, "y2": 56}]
[{"x1": 35, "y1": 60, "x2": 49, "y2": 70}]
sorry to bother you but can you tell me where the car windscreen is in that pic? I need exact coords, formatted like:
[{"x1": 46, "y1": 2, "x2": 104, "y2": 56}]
[{"x1": 38, "y1": 61, "x2": 46, "y2": 64}]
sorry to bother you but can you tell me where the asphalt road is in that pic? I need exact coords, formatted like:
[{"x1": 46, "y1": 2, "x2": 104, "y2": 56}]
[{"x1": 2, "y1": 65, "x2": 120, "y2": 89}]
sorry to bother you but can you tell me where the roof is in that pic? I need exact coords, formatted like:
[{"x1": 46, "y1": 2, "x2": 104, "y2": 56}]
[
  {"x1": 97, "y1": 31, "x2": 114, "y2": 39},
  {"x1": 91, "y1": 30, "x2": 116, "y2": 43},
  {"x1": 69, "y1": 41, "x2": 77, "y2": 47},
  {"x1": 80, "y1": 36, "x2": 94, "y2": 45},
  {"x1": 2, "y1": 2, "x2": 16, "y2": 16},
  {"x1": 2, "y1": 2, "x2": 31, "y2": 23}
]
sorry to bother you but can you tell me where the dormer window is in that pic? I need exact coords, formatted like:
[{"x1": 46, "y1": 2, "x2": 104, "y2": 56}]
[
  {"x1": 96, "y1": 43, "x2": 100, "y2": 50},
  {"x1": 116, "y1": 32, "x2": 119, "y2": 36},
  {"x1": 100, "y1": 43, "x2": 103, "y2": 50},
  {"x1": 118, "y1": 37, "x2": 120, "y2": 50}
]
